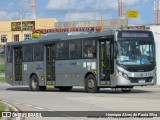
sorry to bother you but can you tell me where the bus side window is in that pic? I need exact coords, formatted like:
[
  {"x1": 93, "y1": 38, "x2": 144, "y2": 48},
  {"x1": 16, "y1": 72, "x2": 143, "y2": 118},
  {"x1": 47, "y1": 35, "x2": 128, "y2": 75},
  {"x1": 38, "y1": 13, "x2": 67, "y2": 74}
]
[
  {"x1": 7, "y1": 46, "x2": 12, "y2": 63},
  {"x1": 34, "y1": 44, "x2": 44, "y2": 61},
  {"x1": 23, "y1": 45, "x2": 33, "y2": 62},
  {"x1": 69, "y1": 40, "x2": 82, "y2": 59},
  {"x1": 83, "y1": 40, "x2": 96, "y2": 58},
  {"x1": 56, "y1": 42, "x2": 69, "y2": 60}
]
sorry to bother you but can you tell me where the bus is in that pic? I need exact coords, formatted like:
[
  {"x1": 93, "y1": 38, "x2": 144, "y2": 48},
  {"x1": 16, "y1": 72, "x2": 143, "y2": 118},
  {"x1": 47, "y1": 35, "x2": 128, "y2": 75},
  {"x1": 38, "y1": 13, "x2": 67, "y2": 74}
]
[{"x1": 5, "y1": 30, "x2": 156, "y2": 93}]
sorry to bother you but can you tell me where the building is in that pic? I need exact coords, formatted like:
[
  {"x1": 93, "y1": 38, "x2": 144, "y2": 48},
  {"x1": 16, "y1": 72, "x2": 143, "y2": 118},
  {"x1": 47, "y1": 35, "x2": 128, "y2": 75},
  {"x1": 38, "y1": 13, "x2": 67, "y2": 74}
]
[
  {"x1": 0, "y1": 18, "x2": 57, "y2": 47},
  {"x1": 32, "y1": 19, "x2": 128, "y2": 39},
  {"x1": 55, "y1": 19, "x2": 128, "y2": 30},
  {"x1": 0, "y1": 19, "x2": 128, "y2": 47}
]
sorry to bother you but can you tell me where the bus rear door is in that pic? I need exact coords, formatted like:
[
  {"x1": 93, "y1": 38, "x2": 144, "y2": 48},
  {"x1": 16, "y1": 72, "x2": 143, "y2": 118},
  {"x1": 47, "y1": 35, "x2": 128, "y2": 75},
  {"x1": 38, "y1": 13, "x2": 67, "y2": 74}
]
[
  {"x1": 46, "y1": 44, "x2": 56, "y2": 85},
  {"x1": 14, "y1": 47, "x2": 23, "y2": 85}
]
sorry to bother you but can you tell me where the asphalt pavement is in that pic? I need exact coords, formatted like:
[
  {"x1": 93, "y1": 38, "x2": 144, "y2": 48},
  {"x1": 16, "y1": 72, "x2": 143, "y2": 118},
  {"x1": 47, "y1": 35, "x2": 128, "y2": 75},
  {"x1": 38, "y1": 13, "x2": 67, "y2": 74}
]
[{"x1": 0, "y1": 82, "x2": 160, "y2": 120}]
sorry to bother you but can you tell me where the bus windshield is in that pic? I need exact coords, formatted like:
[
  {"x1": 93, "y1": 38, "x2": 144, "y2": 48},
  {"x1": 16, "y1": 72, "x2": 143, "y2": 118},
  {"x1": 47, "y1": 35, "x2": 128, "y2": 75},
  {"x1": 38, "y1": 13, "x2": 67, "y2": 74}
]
[{"x1": 117, "y1": 40, "x2": 155, "y2": 65}]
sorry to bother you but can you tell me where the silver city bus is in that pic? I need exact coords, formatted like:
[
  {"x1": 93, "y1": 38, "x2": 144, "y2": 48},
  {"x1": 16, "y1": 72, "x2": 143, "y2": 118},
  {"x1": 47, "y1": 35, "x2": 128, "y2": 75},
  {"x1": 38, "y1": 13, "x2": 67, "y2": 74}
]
[{"x1": 5, "y1": 30, "x2": 156, "y2": 93}]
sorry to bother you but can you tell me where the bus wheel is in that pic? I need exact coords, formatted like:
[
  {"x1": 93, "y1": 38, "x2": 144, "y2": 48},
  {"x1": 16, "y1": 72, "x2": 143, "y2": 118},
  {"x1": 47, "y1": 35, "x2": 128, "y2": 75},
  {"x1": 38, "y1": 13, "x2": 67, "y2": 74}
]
[
  {"x1": 39, "y1": 86, "x2": 46, "y2": 91},
  {"x1": 85, "y1": 74, "x2": 99, "y2": 93},
  {"x1": 121, "y1": 88, "x2": 132, "y2": 93},
  {"x1": 58, "y1": 87, "x2": 73, "y2": 92},
  {"x1": 29, "y1": 75, "x2": 40, "y2": 91}
]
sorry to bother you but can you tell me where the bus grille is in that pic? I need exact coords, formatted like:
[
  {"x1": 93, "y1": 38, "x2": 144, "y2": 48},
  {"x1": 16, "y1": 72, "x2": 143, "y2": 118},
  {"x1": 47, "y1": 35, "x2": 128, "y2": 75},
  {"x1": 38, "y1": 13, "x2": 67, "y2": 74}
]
[
  {"x1": 129, "y1": 77, "x2": 153, "y2": 83},
  {"x1": 125, "y1": 66, "x2": 155, "y2": 72}
]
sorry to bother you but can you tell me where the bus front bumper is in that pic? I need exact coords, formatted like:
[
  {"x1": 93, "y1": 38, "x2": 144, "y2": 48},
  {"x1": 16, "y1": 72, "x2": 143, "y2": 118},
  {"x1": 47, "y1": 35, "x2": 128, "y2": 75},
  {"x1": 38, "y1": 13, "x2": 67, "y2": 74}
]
[{"x1": 116, "y1": 74, "x2": 156, "y2": 86}]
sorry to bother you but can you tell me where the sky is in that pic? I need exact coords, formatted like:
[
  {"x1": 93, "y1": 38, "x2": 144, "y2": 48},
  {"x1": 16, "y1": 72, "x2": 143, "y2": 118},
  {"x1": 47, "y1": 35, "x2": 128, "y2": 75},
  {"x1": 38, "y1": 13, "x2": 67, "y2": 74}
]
[{"x1": 0, "y1": 0, "x2": 154, "y2": 25}]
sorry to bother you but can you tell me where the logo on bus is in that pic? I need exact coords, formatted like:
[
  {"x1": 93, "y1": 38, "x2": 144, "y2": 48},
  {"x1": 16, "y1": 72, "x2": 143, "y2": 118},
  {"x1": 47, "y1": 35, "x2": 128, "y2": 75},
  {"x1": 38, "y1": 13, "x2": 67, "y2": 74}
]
[{"x1": 58, "y1": 64, "x2": 62, "y2": 68}]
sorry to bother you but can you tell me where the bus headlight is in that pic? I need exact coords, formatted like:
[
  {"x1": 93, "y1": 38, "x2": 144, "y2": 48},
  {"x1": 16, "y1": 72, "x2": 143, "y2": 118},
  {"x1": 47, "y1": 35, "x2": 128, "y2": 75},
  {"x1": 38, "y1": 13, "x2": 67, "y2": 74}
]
[
  {"x1": 123, "y1": 73, "x2": 128, "y2": 79},
  {"x1": 118, "y1": 71, "x2": 123, "y2": 76},
  {"x1": 117, "y1": 70, "x2": 128, "y2": 79},
  {"x1": 153, "y1": 75, "x2": 156, "y2": 79}
]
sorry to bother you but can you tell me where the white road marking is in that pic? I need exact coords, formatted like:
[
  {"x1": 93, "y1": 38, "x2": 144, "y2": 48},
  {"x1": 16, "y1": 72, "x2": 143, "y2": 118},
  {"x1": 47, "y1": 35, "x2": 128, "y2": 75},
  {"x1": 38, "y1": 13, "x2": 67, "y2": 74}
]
[
  {"x1": 34, "y1": 107, "x2": 45, "y2": 110},
  {"x1": 24, "y1": 104, "x2": 32, "y2": 107}
]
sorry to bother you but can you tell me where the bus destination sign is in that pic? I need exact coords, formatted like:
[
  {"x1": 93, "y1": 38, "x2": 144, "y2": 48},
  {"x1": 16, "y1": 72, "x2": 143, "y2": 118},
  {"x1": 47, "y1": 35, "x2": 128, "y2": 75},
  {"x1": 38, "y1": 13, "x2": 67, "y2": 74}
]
[
  {"x1": 122, "y1": 32, "x2": 149, "y2": 38},
  {"x1": 118, "y1": 31, "x2": 153, "y2": 38}
]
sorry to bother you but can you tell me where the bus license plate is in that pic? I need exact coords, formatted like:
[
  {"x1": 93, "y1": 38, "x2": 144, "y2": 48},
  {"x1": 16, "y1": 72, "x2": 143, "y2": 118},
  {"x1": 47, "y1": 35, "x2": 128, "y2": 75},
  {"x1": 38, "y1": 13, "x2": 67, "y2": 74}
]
[{"x1": 138, "y1": 80, "x2": 145, "y2": 83}]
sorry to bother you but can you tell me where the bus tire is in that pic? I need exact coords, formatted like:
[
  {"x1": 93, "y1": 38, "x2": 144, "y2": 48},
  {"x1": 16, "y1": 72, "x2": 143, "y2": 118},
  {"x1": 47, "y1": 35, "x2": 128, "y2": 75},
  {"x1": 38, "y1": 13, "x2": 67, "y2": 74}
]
[
  {"x1": 29, "y1": 75, "x2": 40, "y2": 91},
  {"x1": 39, "y1": 86, "x2": 46, "y2": 91},
  {"x1": 58, "y1": 87, "x2": 72, "y2": 92},
  {"x1": 85, "y1": 74, "x2": 99, "y2": 93}
]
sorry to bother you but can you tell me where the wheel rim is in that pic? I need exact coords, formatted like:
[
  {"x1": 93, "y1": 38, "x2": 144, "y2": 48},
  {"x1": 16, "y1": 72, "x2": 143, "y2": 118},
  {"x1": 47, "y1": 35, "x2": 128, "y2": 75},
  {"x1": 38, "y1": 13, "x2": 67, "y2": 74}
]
[
  {"x1": 87, "y1": 79, "x2": 95, "y2": 89},
  {"x1": 32, "y1": 79, "x2": 37, "y2": 89}
]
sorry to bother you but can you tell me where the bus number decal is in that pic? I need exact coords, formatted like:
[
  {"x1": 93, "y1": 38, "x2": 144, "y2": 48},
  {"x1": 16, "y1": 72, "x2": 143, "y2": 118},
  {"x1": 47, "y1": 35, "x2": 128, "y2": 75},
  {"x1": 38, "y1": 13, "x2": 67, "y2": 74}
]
[
  {"x1": 24, "y1": 64, "x2": 27, "y2": 71},
  {"x1": 83, "y1": 62, "x2": 87, "y2": 68},
  {"x1": 91, "y1": 62, "x2": 96, "y2": 69}
]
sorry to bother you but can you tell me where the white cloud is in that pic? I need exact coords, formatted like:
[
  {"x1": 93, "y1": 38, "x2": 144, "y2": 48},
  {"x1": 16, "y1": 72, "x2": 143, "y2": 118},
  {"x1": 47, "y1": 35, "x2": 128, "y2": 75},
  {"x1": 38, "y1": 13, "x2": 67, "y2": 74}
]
[
  {"x1": 64, "y1": 12, "x2": 113, "y2": 21},
  {"x1": 46, "y1": 0, "x2": 79, "y2": 10},
  {"x1": 46, "y1": 0, "x2": 118, "y2": 10},
  {"x1": 125, "y1": 0, "x2": 140, "y2": 6},
  {"x1": 0, "y1": 11, "x2": 20, "y2": 21},
  {"x1": 144, "y1": 0, "x2": 152, "y2": 3},
  {"x1": 46, "y1": 0, "x2": 150, "y2": 11},
  {"x1": 0, "y1": 1, "x2": 20, "y2": 21},
  {"x1": 64, "y1": 12, "x2": 94, "y2": 21},
  {"x1": 46, "y1": 0, "x2": 118, "y2": 21},
  {"x1": 46, "y1": 0, "x2": 151, "y2": 24},
  {"x1": 97, "y1": 0, "x2": 118, "y2": 9}
]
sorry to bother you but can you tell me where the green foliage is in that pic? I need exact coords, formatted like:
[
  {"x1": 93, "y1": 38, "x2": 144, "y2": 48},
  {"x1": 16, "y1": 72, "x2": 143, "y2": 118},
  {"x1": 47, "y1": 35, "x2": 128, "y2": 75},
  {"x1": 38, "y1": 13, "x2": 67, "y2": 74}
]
[
  {"x1": 0, "y1": 64, "x2": 4, "y2": 72},
  {"x1": 0, "y1": 102, "x2": 6, "y2": 111},
  {"x1": 0, "y1": 77, "x2": 5, "y2": 82}
]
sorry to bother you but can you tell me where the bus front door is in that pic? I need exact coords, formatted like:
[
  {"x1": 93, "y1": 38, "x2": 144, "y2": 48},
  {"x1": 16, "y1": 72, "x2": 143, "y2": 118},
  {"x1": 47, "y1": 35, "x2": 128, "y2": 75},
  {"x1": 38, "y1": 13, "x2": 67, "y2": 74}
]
[
  {"x1": 46, "y1": 44, "x2": 55, "y2": 85},
  {"x1": 14, "y1": 47, "x2": 23, "y2": 85},
  {"x1": 99, "y1": 39, "x2": 113, "y2": 85}
]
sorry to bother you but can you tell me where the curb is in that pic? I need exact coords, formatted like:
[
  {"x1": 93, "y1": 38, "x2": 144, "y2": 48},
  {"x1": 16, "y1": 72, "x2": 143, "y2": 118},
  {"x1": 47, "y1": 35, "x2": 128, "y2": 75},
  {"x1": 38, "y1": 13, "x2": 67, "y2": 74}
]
[{"x1": 1, "y1": 101, "x2": 21, "y2": 120}]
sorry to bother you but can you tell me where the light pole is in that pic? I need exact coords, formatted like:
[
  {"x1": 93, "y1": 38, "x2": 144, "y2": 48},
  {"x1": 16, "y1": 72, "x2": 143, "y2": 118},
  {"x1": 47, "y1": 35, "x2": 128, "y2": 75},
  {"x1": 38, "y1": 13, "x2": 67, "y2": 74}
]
[
  {"x1": 68, "y1": 0, "x2": 71, "y2": 29},
  {"x1": 94, "y1": 0, "x2": 97, "y2": 31},
  {"x1": 20, "y1": 10, "x2": 23, "y2": 40}
]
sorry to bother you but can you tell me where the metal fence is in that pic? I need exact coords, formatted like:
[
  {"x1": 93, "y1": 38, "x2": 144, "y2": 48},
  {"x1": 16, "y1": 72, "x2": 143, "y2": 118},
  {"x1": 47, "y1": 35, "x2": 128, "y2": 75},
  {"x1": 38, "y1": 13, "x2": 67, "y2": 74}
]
[{"x1": 55, "y1": 19, "x2": 128, "y2": 30}]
